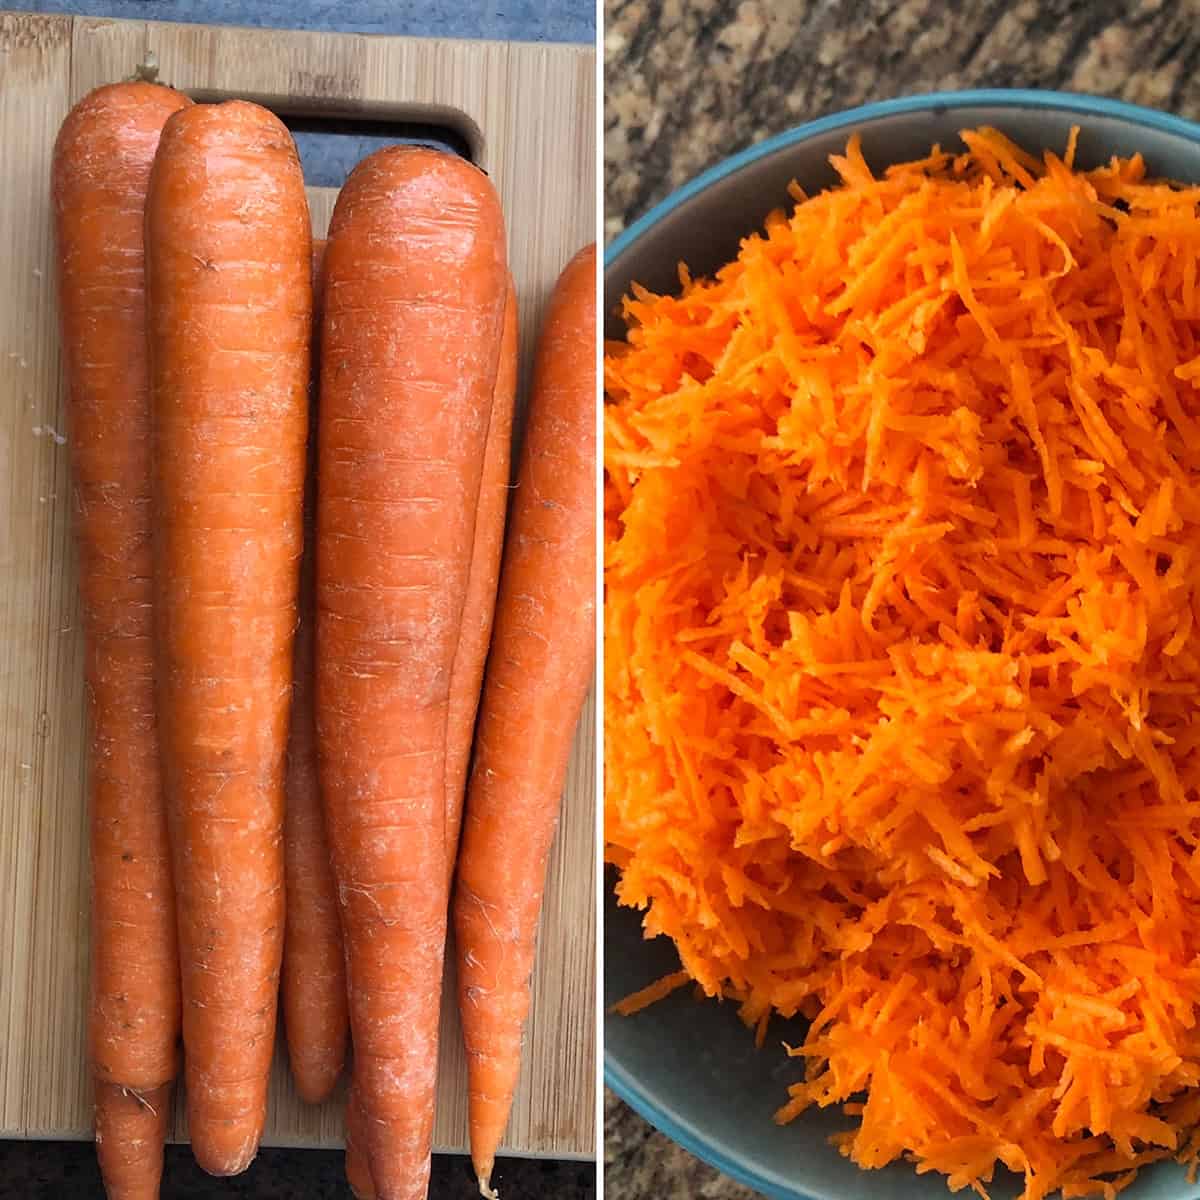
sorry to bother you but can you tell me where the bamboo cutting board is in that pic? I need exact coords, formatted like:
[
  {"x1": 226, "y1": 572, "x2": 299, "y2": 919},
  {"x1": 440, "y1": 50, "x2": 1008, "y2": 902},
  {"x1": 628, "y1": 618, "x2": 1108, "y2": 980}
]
[{"x1": 0, "y1": 10, "x2": 595, "y2": 1159}]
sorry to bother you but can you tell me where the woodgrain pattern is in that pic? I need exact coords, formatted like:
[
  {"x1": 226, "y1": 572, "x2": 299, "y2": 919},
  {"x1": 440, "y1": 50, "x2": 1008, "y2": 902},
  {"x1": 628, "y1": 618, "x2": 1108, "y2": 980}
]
[
  {"x1": 0, "y1": 10, "x2": 596, "y2": 1160},
  {"x1": 0, "y1": 11, "x2": 87, "y2": 1141}
]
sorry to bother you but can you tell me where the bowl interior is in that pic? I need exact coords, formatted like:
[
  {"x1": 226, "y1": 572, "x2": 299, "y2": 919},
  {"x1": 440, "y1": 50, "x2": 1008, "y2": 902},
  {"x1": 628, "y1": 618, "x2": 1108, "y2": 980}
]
[{"x1": 604, "y1": 95, "x2": 1200, "y2": 1200}]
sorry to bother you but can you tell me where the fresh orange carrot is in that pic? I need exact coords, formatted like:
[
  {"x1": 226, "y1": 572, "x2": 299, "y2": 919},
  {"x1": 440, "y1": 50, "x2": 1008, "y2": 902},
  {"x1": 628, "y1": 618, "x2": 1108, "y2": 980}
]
[
  {"x1": 445, "y1": 276, "x2": 519, "y2": 877},
  {"x1": 454, "y1": 243, "x2": 596, "y2": 1198},
  {"x1": 92, "y1": 1082, "x2": 174, "y2": 1200},
  {"x1": 145, "y1": 100, "x2": 311, "y2": 1176},
  {"x1": 344, "y1": 1084, "x2": 377, "y2": 1200},
  {"x1": 281, "y1": 237, "x2": 349, "y2": 1105},
  {"x1": 52, "y1": 80, "x2": 191, "y2": 1200},
  {"x1": 317, "y1": 146, "x2": 506, "y2": 1200}
]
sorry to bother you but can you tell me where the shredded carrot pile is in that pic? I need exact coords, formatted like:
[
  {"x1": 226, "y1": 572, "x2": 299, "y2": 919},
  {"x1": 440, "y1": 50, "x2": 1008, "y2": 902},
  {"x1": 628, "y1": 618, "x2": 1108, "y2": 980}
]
[{"x1": 604, "y1": 128, "x2": 1200, "y2": 1200}]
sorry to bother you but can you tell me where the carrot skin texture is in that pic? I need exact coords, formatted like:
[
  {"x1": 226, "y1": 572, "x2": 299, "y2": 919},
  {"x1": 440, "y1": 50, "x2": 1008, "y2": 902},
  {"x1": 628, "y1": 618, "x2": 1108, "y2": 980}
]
[
  {"x1": 344, "y1": 1084, "x2": 377, "y2": 1199},
  {"x1": 282, "y1": 238, "x2": 349, "y2": 1105},
  {"x1": 146, "y1": 100, "x2": 312, "y2": 1176},
  {"x1": 453, "y1": 244, "x2": 597, "y2": 1191},
  {"x1": 445, "y1": 278, "x2": 519, "y2": 878},
  {"x1": 93, "y1": 1082, "x2": 173, "y2": 1200},
  {"x1": 317, "y1": 146, "x2": 507, "y2": 1200},
  {"x1": 52, "y1": 80, "x2": 192, "y2": 1200}
]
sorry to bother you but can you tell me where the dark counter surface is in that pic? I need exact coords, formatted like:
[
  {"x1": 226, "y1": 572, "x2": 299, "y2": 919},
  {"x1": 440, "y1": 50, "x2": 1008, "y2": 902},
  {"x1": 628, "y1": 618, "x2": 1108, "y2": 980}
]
[{"x1": 0, "y1": 1141, "x2": 594, "y2": 1198}]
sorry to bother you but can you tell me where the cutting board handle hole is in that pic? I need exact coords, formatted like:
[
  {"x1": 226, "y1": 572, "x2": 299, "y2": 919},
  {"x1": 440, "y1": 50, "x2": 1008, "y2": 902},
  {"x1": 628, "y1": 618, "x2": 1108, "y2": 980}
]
[
  {"x1": 281, "y1": 114, "x2": 475, "y2": 188},
  {"x1": 181, "y1": 91, "x2": 481, "y2": 186}
]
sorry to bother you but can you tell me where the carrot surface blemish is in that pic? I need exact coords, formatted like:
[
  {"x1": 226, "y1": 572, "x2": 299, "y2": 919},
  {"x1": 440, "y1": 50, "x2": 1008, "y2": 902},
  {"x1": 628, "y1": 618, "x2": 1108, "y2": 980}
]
[{"x1": 605, "y1": 128, "x2": 1200, "y2": 1200}]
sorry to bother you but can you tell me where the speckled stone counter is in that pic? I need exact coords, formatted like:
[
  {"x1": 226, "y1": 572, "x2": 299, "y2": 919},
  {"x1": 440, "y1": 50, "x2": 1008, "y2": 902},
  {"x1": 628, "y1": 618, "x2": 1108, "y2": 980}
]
[
  {"x1": 603, "y1": 1, "x2": 1200, "y2": 1196},
  {"x1": 605, "y1": 1090, "x2": 759, "y2": 1200},
  {"x1": 605, "y1": 0, "x2": 1200, "y2": 239}
]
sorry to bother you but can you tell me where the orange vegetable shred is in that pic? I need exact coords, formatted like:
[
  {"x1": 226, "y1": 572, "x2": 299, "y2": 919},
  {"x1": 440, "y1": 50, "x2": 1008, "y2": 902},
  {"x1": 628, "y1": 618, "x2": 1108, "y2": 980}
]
[
  {"x1": 610, "y1": 970, "x2": 693, "y2": 1017},
  {"x1": 604, "y1": 128, "x2": 1200, "y2": 1200}
]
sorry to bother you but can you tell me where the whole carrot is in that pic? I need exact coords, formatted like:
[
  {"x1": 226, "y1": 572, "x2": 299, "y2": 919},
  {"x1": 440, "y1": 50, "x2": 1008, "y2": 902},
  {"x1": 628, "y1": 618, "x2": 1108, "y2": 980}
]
[
  {"x1": 146, "y1": 100, "x2": 311, "y2": 1176},
  {"x1": 282, "y1": 238, "x2": 349, "y2": 1105},
  {"x1": 453, "y1": 244, "x2": 596, "y2": 1198},
  {"x1": 52, "y1": 80, "x2": 191, "y2": 1200},
  {"x1": 445, "y1": 277, "x2": 519, "y2": 877},
  {"x1": 317, "y1": 146, "x2": 506, "y2": 1200}
]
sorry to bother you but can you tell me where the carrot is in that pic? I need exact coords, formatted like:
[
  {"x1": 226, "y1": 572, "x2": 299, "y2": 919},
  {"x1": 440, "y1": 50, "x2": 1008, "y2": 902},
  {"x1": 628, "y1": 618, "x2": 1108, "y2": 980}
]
[
  {"x1": 454, "y1": 243, "x2": 597, "y2": 1198},
  {"x1": 52, "y1": 80, "x2": 191, "y2": 1200},
  {"x1": 92, "y1": 1082, "x2": 174, "y2": 1200},
  {"x1": 145, "y1": 100, "x2": 311, "y2": 1176},
  {"x1": 604, "y1": 129, "x2": 1200, "y2": 1200},
  {"x1": 281, "y1": 237, "x2": 349, "y2": 1105},
  {"x1": 445, "y1": 276, "x2": 520, "y2": 876},
  {"x1": 317, "y1": 146, "x2": 506, "y2": 1200},
  {"x1": 344, "y1": 1083, "x2": 377, "y2": 1200},
  {"x1": 610, "y1": 970, "x2": 692, "y2": 1016}
]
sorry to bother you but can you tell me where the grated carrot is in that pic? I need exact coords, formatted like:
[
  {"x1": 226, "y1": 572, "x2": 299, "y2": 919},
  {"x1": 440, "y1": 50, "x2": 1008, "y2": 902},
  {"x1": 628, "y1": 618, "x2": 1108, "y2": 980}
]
[
  {"x1": 610, "y1": 971, "x2": 693, "y2": 1016},
  {"x1": 604, "y1": 127, "x2": 1200, "y2": 1200}
]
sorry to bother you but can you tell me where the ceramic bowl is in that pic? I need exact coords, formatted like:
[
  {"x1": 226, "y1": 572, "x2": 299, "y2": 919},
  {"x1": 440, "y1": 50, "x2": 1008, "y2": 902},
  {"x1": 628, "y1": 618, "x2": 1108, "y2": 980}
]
[{"x1": 604, "y1": 89, "x2": 1200, "y2": 1200}]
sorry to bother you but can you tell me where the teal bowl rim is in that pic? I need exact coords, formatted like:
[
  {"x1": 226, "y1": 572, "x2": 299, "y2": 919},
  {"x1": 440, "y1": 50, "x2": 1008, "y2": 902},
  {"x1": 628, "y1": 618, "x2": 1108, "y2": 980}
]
[{"x1": 603, "y1": 87, "x2": 1200, "y2": 1200}]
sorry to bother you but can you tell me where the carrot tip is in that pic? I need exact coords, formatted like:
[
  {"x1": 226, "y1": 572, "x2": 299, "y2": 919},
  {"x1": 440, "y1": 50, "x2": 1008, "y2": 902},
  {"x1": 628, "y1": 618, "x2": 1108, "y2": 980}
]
[{"x1": 478, "y1": 1175, "x2": 499, "y2": 1200}]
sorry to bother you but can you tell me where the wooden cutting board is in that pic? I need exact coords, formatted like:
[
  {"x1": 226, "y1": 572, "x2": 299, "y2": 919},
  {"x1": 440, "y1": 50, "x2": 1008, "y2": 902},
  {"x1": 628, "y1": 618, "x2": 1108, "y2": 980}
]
[{"x1": 0, "y1": 10, "x2": 595, "y2": 1160}]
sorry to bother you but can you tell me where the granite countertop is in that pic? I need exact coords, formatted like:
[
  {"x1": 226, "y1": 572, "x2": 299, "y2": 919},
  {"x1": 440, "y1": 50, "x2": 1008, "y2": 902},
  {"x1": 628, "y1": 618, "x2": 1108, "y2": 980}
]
[
  {"x1": 605, "y1": 0, "x2": 1200, "y2": 238},
  {"x1": 603, "y1": 1, "x2": 1200, "y2": 1196}
]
